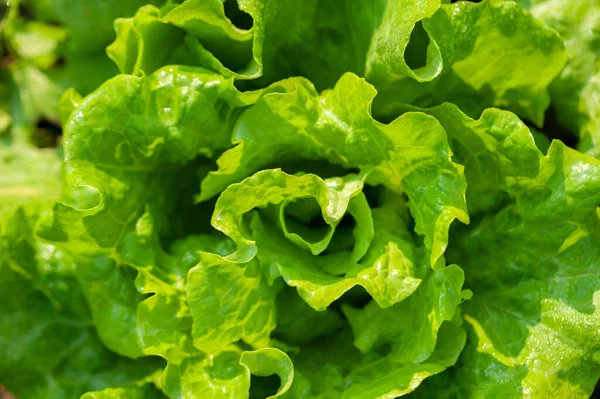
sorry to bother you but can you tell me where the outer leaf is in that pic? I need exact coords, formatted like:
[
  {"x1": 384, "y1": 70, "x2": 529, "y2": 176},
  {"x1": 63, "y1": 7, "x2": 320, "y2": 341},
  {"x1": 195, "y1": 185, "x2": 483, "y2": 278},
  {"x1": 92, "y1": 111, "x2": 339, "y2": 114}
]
[
  {"x1": 365, "y1": 0, "x2": 442, "y2": 83},
  {"x1": 38, "y1": 64, "x2": 252, "y2": 254},
  {"x1": 74, "y1": 254, "x2": 146, "y2": 358},
  {"x1": 579, "y1": 70, "x2": 600, "y2": 157},
  {"x1": 455, "y1": 142, "x2": 600, "y2": 397},
  {"x1": 517, "y1": 0, "x2": 600, "y2": 155},
  {"x1": 237, "y1": 0, "x2": 386, "y2": 89},
  {"x1": 121, "y1": 211, "x2": 194, "y2": 361},
  {"x1": 0, "y1": 148, "x2": 163, "y2": 399},
  {"x1": 372, "y1": 0, "x2": 567, "y2": 125},
  {"x1": 108, "y1": 0, "x2": 386, "y2": 89},
  {"x1": 36, "y1": 65, "x2": 256, "y2": 357},
  {"x1": 107, "y1": 1, "x2": 253, "y2": 77},
  {"x1": 421, "y1": 107, "x2": 600, "y2": 397}
]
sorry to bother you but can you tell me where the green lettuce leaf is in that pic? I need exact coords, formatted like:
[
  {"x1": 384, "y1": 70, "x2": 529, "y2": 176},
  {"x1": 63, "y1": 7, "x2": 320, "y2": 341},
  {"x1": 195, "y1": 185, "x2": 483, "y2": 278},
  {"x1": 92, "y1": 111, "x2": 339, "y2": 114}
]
[
  {"x1": 236, "y1": 0, "x2": 385, "y2": 89},
  {"x1": 36, "y1": 66, "x2": 469, "y2": 396},
  {"x1": 0, "y1": 146, "x2": 164, "y2": 399},
  {"x1": 516, "y1": 0, "x2": 600, "y2": 155},
  {"x1": 107, "y1": 1, "x2": 255, "y2": 79},
  {"x1": 412, "y1": 105, "x2": 600, "y2": 398},
  {"x1": 107, "y1": 0, "x2": 386, "y2": 90},
  {"x1": 108, "y1": 0, "x2": 565, "y2": 127},
  {"x1": 457, "y1": 149, "x2": 600, "y2": 397},
  {"x1": 580, "y1": 71, "x2": 600, "y2": 157},
  {"x1": 364, "y1": 0, "x2": 442, "y2": 85},
  {"x1": 371, "y1": 0, "x2": 567, "y2": 126},
  {"x1": 187, "y1": 254, "x2": 277, "y2": 353},
  {"x1": 38, "y1": 65, "x2": 257, "y2": 258},
  {"x1": 161, "y1": 347, "x2": 293, "y2": 399},
  {"x1": 36, "y1": 65, "x2": 258, "y2": 357}
]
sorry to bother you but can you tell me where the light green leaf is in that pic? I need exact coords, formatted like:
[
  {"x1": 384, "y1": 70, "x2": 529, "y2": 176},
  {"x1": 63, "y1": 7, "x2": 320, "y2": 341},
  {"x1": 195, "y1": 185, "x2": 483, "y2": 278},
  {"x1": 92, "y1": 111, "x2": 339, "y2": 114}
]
[
  {"x1": 372, "y1": 0, "x2": 567, "y2": 125},
  {"x1": 365, "y1": 0, "x2": 442, "y2": 83},
  {"x1": 38, "y1": 65, "x2": 251, "y2": 258},
  {"x1": 108, "y1": 0, "x2": 386, "y2": 89},
  {"x1": 240, "y1": 348, "x2": 294, "y2": 399},
  {"x1": 162, "y1": 347, "x2": 293, "y2": 399},
  {"x1": 107, "y1": 1, "x2": 253, "y2": 77},
  {"x1": 237, "y1": 0, "x2": 386, "y2": 89},
  {"x1": 187, "y1": 255, "x2": 277, "y2": 353},
  {"x1": 36, "y1": 65, "x2": 257, "y2": 357},
  {"x1": 517, "y1": 0, "x2": 600, "y2": 155},
  {"x1": 107, "y1": 5, "x2": 188, "y2": 76},
  {"x1": 406, "y1": 103, "x2": 543, "y2": 215},
  {"x1": 579, "y1": 70, "x2": 600, "y2": 157}
]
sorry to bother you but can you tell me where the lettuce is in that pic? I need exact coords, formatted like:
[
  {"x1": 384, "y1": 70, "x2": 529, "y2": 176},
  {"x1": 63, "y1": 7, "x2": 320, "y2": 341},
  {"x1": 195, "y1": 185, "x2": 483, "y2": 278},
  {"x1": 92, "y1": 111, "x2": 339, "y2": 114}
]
[
  {"x1": 1, "y1": 0, "x2": 599, "y2": 398},
  {"x1": 516, "y1": 0, "x2": 600, "y2": 157}
]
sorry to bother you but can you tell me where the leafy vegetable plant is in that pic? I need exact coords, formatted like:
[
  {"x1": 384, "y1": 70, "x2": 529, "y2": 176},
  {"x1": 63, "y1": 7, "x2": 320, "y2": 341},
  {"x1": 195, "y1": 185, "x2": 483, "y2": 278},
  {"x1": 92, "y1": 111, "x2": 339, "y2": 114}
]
[{"x1": 1, "y1": 0, "x2": 599, "y2": 398}]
